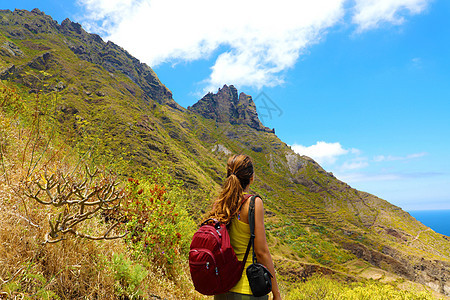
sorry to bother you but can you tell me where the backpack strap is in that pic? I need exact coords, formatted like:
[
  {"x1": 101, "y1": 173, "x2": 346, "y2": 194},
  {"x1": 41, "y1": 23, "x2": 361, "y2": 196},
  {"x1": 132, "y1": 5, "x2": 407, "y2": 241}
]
[
  {"x1": 242, "y1": 195, "x2": 258, "y2": 266},
  {"x1": 200, "y1": 218, "x2": 220, "y2": 229},
  {"x1": 247, "y1": 195, "x2": 258, "y2": 264},
  {"x1": 238, "y1": 193, "x2": 253, "y2": 221}
]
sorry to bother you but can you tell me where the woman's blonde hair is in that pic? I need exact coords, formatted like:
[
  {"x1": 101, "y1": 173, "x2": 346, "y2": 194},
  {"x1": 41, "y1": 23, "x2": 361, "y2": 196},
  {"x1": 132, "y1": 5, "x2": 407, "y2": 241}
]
[{"x1": 207, "y1": 154, "x2": 254, "y2": 224}]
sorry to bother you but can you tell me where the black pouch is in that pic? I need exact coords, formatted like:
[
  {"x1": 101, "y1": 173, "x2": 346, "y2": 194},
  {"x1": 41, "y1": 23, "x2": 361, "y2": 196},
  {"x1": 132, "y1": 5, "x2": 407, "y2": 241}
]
[
  {"x1": 246, "y1": 195, "x2": 273, "y2": 297},
  {"x1": 246, "y1": 262, "x2": 273, "y2": 297}
]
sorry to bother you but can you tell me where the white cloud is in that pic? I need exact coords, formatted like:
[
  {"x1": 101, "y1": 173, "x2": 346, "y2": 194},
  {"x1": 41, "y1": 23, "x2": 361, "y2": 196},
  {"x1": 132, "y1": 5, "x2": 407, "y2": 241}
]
[
  {"x1": 352, "y1": 0, "x2": 430, "y2": 31},
  {"x1": 291, "y1": 141, "x2": 350, "y2": 165},
  {"x1": 373, "y1": 152, "x2": 427, "y2": 162},
  {"x1": 79, "y1": 0, "x2": 345, "y2": 92},
  {"x1": 350, "y1": 148, "x2": 362, "y2": 155},
  {"x1": 341, "y1": 159, "x2": 369, "y2": 170},
  {"x1": 411, "y1": 57, "x2": 423, "y2": 69},
  {"x1": 77, "y1": 0, "x2": 432, "y2": 91},
  {"x1": 76, "y1": 0, "x2": 137, "y2": 34},
  {"x1": 336, "y1": 172, "x2": 402, "y2": 183},
  {"x1": 335, "y1": 151, "x2": 428, "y2": 181},
  {"x1": 335, "y1": 170, "x2": 442, "y2": 183}
]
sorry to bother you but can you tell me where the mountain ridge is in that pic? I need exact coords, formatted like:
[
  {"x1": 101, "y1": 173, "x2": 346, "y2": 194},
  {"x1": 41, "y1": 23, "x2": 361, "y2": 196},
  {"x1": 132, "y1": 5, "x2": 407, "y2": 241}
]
[
  {"x1": 1, "y1": 8, "x2": 450, "y2": 297},
  {"x1": 0, "y1": 8, "x2": 179, "y2": 108}
]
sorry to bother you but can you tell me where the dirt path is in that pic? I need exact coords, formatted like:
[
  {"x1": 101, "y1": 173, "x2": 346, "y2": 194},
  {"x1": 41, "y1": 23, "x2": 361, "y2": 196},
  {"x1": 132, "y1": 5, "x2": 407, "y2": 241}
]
[{"x1": 408, "y1": 228, "x2": 431, "y2": 244}]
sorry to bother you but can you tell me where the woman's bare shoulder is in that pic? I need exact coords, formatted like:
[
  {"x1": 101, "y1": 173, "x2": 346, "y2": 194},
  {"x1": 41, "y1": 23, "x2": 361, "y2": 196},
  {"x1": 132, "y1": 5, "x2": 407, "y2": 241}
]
[
  {"x1": 254, "y1": 195, "x2": 264, "y2": 204},
  {"x1": 253, "y1": 196, "x2": 265, "y2": 213}
]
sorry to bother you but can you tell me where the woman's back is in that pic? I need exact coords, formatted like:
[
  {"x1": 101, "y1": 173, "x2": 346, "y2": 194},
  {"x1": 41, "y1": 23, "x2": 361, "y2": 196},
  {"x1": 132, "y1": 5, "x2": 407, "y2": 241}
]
[
  {"x1": 228, "y1": 195, "x2": 253, "y2": 294},
  {"x1": 229, "y1": 216, "x2": 253, "y2": 294}
]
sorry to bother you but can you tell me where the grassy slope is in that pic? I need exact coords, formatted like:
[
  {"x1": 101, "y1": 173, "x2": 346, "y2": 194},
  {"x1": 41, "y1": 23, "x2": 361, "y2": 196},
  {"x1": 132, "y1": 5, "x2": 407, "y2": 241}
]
[{"x1": 1, "y1": 8, "x2": 449, "y2": 298}]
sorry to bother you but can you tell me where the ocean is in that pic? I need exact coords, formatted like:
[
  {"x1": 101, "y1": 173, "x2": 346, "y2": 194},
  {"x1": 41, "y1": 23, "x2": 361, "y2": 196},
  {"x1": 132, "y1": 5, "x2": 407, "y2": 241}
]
[{"x1": 409, "y1": 210, "x2": 450, "y2": 237}]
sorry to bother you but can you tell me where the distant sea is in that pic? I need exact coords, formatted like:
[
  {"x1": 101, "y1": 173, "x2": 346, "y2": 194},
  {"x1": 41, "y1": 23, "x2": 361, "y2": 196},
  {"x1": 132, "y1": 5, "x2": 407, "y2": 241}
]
[{"x1": 409, "y1": 210, "x2": 450, "y2": 237}]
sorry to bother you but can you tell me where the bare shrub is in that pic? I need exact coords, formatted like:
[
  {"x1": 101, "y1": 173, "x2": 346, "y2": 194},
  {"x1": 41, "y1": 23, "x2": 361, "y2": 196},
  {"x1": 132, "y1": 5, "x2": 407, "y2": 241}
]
[{"x1": 20, "y1": 166, "x2": 126, "y2": 244}]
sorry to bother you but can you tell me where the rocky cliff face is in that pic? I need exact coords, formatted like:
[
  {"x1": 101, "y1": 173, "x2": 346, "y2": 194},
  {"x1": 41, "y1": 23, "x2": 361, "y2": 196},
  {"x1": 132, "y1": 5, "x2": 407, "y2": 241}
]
[
  {"x1": 0, "y1": 8, "x2": 180, "y2": 109},
  {"x1": 59, "y1": 19, "x2": 180, "y2": 109},
  {"x1": 188, "y1": 84, "x2": 274, "y2": 133}
]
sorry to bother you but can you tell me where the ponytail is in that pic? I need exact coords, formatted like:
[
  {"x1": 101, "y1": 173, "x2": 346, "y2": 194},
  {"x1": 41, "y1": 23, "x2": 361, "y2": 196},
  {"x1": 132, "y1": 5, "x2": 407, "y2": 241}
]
[{"x1": 206, "y1": 154, "x2": 254, "y2": 224}]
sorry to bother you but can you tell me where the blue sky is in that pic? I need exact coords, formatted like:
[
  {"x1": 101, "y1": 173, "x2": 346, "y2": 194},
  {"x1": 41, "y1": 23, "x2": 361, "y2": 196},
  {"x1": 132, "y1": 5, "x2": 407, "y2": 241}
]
[{"x1": 3, "y1": 0, "x2": 450, "y2": 211}]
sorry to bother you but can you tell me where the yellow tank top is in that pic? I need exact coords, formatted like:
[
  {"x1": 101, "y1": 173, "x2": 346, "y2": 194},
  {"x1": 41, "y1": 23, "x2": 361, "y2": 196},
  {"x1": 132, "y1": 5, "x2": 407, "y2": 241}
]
[{"x1": 228, "y1": 216, "x2": 253, "y2": 295}]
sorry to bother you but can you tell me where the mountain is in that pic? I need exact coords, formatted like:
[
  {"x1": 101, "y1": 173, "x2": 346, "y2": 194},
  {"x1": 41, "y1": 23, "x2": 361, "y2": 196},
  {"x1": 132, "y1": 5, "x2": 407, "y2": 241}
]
[
  {"x1": 188, "y1": 84, "x2": 274, "y2": 133},
  {"x1": 1, "y1": 8, "x2": 450, "y2": 297}
]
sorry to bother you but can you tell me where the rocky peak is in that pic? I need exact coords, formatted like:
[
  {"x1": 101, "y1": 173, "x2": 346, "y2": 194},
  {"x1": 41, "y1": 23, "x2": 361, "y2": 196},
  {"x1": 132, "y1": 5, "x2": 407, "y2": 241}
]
[
  {"x1": 188, "y1": 85, "x2": 274, "y2": 133},
  {"x1": 1, "y1": 9, "x2": 59, "y2": 36},
  {"x1": 60, "y1": 18, "x2": 84, "y2": 35}
]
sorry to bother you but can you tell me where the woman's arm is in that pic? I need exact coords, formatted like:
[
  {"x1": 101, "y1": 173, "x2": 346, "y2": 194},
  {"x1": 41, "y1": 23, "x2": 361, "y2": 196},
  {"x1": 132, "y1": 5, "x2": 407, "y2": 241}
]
[{"x1": 253, "y1": 197, "x2": 281, "y2": 300}]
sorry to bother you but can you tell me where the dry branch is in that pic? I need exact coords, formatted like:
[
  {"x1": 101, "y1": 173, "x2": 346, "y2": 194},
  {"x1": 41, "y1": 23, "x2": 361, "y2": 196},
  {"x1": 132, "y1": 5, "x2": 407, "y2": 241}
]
[{"x1": 20, "y1": 165, "x2": 126, "y2": 243}]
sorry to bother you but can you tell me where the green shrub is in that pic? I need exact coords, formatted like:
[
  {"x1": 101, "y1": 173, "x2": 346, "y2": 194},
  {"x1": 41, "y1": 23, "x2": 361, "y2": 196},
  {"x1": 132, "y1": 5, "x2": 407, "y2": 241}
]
[{"x1": 111, "y1": 253, "x2": 148, "y2": 299}]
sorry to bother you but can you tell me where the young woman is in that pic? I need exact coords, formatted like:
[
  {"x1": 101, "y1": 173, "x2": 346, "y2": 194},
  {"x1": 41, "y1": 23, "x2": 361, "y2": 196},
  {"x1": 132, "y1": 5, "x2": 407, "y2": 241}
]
[{"x1": 207, "y1": 154, "x2": 282, "y2": 300}]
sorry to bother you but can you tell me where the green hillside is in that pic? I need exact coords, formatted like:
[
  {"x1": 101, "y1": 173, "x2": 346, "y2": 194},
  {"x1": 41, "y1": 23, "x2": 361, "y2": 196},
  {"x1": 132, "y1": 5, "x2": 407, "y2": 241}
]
[{"x1": 1, "y1": 8, "x2": 449, "y2": 299}]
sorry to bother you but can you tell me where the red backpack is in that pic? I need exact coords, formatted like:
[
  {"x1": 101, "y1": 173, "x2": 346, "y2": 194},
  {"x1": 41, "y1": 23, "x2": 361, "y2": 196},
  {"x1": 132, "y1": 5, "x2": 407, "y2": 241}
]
[{"x1": 188, "y1": 196, "x2": 254, "y2": 295}]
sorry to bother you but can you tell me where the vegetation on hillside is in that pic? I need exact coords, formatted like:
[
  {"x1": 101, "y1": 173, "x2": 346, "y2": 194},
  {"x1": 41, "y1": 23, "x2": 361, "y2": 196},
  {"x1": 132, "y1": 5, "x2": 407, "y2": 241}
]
[
  {"x1": 1, "y1": 8, "x2": 450, "y2": 298},
  {"x1": 0, "y1": 83, "x2": 199, "y2": 299},
  {"x1": 286, "y1": 275, "x2": 440, "y2": 300},
  {"x1": 0, "y1": 80, "x2": 444, "y2": 299}
]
